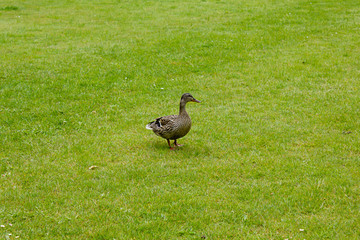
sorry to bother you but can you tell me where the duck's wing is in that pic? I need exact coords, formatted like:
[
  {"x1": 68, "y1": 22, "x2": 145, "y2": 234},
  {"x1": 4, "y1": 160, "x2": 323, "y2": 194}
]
[
  {"x1": 158, "y1": 115, "x2": 177, "y2": 127},
  {"x1": 146, "y1": 115, "x2": 177, "y2": 130}
]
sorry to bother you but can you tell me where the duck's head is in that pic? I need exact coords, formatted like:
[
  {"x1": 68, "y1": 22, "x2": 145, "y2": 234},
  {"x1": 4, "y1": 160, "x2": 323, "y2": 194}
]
[{"x1": 181, "y1": 93, "x2": 201, "y2": 103}]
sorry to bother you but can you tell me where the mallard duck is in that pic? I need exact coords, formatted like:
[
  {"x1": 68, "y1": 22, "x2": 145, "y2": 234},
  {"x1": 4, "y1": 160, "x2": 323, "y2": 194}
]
[{"x1": 146, "y1": 93, "x2": 201, "y2": 150}]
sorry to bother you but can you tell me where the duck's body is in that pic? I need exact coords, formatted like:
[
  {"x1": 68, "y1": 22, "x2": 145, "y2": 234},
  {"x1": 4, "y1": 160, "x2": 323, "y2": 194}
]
[{"x1": 146, "y1": 93, "x2": 200, "y2": 150}]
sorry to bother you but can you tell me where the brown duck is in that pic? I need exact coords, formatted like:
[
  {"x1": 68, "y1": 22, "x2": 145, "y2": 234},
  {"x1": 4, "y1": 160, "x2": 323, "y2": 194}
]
[{"x1": 146, "y1": 93, "x2": 201, "y2": 150}]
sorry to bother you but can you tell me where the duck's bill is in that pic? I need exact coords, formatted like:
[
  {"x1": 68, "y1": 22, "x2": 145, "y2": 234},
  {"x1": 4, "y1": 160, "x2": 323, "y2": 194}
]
[{"x1": 192, "y1": 99, "x2": 201, "y2": 103}]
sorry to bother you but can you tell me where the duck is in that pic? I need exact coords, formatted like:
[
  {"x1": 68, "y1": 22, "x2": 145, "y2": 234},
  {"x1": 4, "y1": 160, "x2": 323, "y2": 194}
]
[{"x1": 146, "y1": 93, "x2": 201, "y2": 150}]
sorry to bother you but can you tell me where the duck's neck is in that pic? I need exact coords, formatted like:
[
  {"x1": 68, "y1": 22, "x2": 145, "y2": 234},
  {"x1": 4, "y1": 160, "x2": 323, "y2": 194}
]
[{"x1": 179, "y1": 101, "x2": 188, "y2": 116}]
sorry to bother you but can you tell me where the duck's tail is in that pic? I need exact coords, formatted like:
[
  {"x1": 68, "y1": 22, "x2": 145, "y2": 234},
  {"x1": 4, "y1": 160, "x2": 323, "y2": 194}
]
[{"x1": 146, "y1": 122, "x2": 154, "y2": 130}]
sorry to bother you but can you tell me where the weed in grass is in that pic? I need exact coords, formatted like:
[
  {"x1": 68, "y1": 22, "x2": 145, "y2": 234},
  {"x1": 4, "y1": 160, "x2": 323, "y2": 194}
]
[{"x1": 0, "y1": 6, "x2": 18, "y2": 11}]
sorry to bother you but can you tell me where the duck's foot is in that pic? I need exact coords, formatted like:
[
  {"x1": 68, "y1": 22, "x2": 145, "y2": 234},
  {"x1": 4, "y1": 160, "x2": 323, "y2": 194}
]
[
  {"x1": 174, "y1": 140, "x2": 183, "y2": 147},
  {"x1": 167, "y1": 139, "x2": 176, "y2": 150}
]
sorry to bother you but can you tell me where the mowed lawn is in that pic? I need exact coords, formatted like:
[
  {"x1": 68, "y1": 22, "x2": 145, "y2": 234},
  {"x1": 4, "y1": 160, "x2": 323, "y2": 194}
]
[{"x1": 1, "y1": 0, "x2": 359, "y2": 239}]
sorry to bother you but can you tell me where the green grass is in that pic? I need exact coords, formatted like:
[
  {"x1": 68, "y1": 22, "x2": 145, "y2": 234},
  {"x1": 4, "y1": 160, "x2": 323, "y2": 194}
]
[{"x1": 1, "y1": 0, "x2": 360, "y2": 239}]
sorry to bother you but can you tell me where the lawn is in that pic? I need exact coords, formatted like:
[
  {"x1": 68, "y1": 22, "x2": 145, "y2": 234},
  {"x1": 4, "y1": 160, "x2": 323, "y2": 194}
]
[{"x1": 1, "y1": 0, "x2": 359, "y2": 239}]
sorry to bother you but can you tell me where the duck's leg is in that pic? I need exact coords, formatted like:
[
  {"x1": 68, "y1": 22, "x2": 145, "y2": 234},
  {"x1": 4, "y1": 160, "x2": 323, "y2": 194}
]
[
  {"x1": 167, "y1": 139, "x2": 175, "y2": 150},
  {"x1": 174, "y1": 139, "x2": 183, "y2": 147}
]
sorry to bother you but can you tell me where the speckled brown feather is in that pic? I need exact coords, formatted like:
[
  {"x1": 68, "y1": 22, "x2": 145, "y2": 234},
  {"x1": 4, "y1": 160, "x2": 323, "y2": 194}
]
[{"x1": 148, "y1": 113, "x2": 191, "y2": 140}]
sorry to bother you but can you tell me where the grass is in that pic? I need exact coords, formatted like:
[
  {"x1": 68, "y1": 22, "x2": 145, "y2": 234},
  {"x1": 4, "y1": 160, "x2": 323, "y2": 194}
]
[{"x1": 1, "y1": 0, "x2": 359, "y2": 239}]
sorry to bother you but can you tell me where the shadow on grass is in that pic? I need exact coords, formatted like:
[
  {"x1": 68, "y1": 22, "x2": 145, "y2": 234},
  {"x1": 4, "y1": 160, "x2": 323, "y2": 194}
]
[{"x1": 148, "y1": 139, "x2": 212, "y2": 158}]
